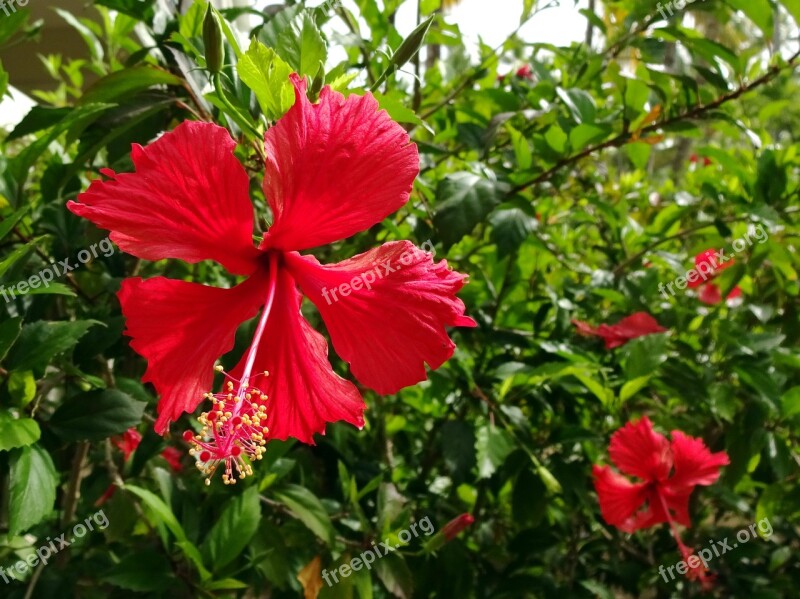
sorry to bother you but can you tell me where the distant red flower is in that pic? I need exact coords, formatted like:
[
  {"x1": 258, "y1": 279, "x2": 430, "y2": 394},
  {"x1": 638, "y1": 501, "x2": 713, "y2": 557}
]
[
  {"x1": 111, "y1": 427, "x2": 183, "y2": 471},
  {"x1": 689, "y1": 154, "x2": 712, "y2": 167},
  {"x1": 68, "y1": 74, "x2": 474, "y2": 485},
  {"x1": 698, "y1": 283, "x2": 742, "y2": 305},
  {"x1": 688, "y1": 249, "x2": 741, "y2": 305},
  {"x1": 515, "y1": 64, "x2": 533, "y2": 79},
  {"x1": 111, "y1": 428, "x2": 142, "y2": 461},
  {"x1": 99, "y1": 428, "x2": 183, "y2": 505},
  {"x1": 572, "y1": 312, "x2": 666, "y2": 349},
  {"x1": 442, "y1": 513, "x2": 475, "y2": 541},
  {"x1": 160, "y1": 446, "x2": 184, "y2": 473},
  {"x1": 593, "y1": 417, "x2": 728, "y2": 588}
]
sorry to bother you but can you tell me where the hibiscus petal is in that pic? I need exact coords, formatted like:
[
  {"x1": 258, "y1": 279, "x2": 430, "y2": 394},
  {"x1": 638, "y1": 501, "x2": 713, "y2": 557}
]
[
  {"x1": 592, "y1": 465, "x2": 649, "y2": 530},
  {"x1": 68, "y1": 121, "x2": 261, "y2": 275},
  {"x1": 667, "y1": 430, "x2": 729, "y2": 492},
  {"x1": 607, "y1": 313, "x2": 667, "y2": 342},
  {"x1": 231, "y1": 266, "x2": 366, "y2": 444},
  {"x1": 620, "y1": 488, "x2": 671, "y2": 532},
  {"x1": 284, "y1": 241, "x2": 475, "y2": 394},
  {"x1": 697, "y1": 283, "x2": 722, "y2": 305},
  {"x1": 659, "y1": 489, "x2": 695, "y2": 528},
  {"x1": 572, "y1": 319, "x2": 599, "y2": 337},
  {"x1": 573, "y1": 313, "x2": 665, "y2": 349},
  {"x1": 609, "y1": 416, "x2": 672, "y2": 481},
  {"x1": 259, "y1": 75, "x2": 419, "y2": 252},
  {"x1": 118, "y1": 274, "x2": 266, "y2": 434}
]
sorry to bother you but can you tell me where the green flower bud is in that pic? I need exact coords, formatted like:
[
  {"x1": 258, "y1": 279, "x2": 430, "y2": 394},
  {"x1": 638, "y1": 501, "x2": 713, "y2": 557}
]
[{"x1": 203, "y1": 4, "x2": 224, "y2": 74}]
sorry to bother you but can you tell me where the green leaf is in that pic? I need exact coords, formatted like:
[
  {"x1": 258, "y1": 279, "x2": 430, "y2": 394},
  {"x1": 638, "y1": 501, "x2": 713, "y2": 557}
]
[
  {"x1": 102, "y1": 550, "x2": 175, "y2": 592},
  {"x1": 5, "y1": 320, "x2": 98, "y2": 372},
  {"x1": 619, "y1": 375, "x2": 651, "y2": 403},
  {"x1": 373, "y1": 91, "x2": 423, "y2": 126},
  {"x1": 124, "y1": 484, "x2": 210, "y2": 580},
  {"x1": 556, "y1": 88, "x2": 596, "y2": 124},
  {"x1": 9, "y1": 444, "x2": 58, "y2": 535},
  {"x1": 79, "y1": 67, "x2": 182, "y2": 105},
  {"x1": 19, "y1": 282, "x2": 76, "y2": 298},
  {"x1": 544, "y1": 125, "x2": 567, "y2": 154},
  {"x1": 95, "y1": 0, "x2": 156, "y2": 21},
  {"x1": 507, "y1": 124, "x2": 532, "y2": 170},
  {"x1": 237, "y1": 39, "x2": 295, "y2": 121},
  {"x1": 50, "y1": 389, "x2": 146, "y2": 441},
  {"x1": 390, "y1": 15, "x2": 434, "y2": 69},
  {"x1": 54, "y1": 8, "x2": 104, "y2": 61},
  {"x1": 727, "y1": 0, "x2": 773, "y2": 38},
  {"x1": 0, "y1": 59, "x2": 7, "y2": 101},
  {"x1": 0, "y1": 235, "x2": 43, "y2": 279},
  {"x1": 569, "y1": 123, "x2": 611, "y2": 150},
  {"x1": 0, "y1": 410, "x2": 40, "y2": 451},
  {"x1": 276, "y1": 11, "x2": 327, "y2": 77},
  {"x1": 0, "y1": 7, "x2": 29, "y2": 46},
  {"x1": 475, "y1": 425, "x2": 515, "y2": 479},
  {"x1": 201, "y1": 486, "x2": 261, "y2": 571},
  {"x1": 781, "y1": 386, "x2": 800, "y2": 418},
  {"x1": 782, "y1": 0, "x2": 800, "y2": 25},
  {"x1": 374, "y1": 553, "x2": 413, "y2": 599},
  {"x1": 9, "y1": 104, "x2": 111, "y2": 185},
  {"x1": 7, "y1": 370, "x2": 36, "y2": 406},
  {"x1": 620, "y1": 333, "x2": 668, "y2": 379},
  {"x1": 0, "y1": 316, "x2": 22, "y2": 362},
  {"x1": 272, "y1": 484, "x2": 336, "y2": 545},
  {"x1": 489, "y1": 204, "x2": 538, "y2": 257},
  {"x1": 7, "y1": 107, "x2": 72, "y2": 141},
  {"x1": 0, "y1": 206, "x2": 28, "y2": 239},
  {"x1": 258, "y1": 4, "x2": 304, "y2": 49},
  {"x1": 433, "y1": 173, "x2": 501, "y2": 247},
  {"x1": 624, "y1": 141, "x2": 652, "y2": 169}
]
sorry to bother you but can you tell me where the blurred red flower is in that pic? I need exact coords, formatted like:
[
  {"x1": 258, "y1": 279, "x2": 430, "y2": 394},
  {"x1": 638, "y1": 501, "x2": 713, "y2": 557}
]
[
  {"x1": 515, "y1": 64, "x2": 533, "y2": 79},
  {"x1": 688, "y1": 249, "x2": 742, "y2": 305},
  {"x1": 572, "y1": 312, "x2": 666, "y2": 349},
  {"x1": 593, "y1": 417, "x2": 728, "y2": 588}
]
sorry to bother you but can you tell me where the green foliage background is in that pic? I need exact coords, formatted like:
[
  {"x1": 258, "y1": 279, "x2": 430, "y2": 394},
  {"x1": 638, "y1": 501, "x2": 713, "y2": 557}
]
[{"x1": 1, "y1": 0, "x2": 800, "y2": 597}]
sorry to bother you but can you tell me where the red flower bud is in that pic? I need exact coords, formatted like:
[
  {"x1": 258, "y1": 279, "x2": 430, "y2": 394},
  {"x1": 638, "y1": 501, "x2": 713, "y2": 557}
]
[{"x1": 442, "y1": 513, "x2": 475, "y2": 541}]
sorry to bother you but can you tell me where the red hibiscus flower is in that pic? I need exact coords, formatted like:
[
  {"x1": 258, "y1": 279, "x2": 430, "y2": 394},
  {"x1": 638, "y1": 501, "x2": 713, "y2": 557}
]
[
  {"x1": 572, "y1": 312, "x2": 666, "y2": 349},
  {"x1": 515, "y1": 64, "x2": 534, "y2": 80},
  {"x1": 593, "y1": 417, "x2": 729, "y2": 588},
  {"x1": 68, "y1": 74, "x2": 475, "y2": 484},
  {"x1": 688, "y1": 249, "x2": 741, "y2": 305},
  {"x1": 689, "y1": 154, "x2": 712, "y2": 167},
  {"x1": 160, "y1": 446, "x2": 184, "y2": 473},
  {"x1": 99, "y1": 428, "x2": 184, "y2": 505},
  {"x1": 111, "y1": 427, "x2": 142, "y2": 461}
]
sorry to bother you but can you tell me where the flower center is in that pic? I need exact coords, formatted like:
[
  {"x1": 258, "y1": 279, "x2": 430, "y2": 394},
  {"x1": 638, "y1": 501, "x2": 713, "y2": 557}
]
[
  {"x1": 185, "y1": 368, "x2": 270, "y2": 485},
  {"x1": 185, "y1": 252, "x2": 280, "y2": 486}
]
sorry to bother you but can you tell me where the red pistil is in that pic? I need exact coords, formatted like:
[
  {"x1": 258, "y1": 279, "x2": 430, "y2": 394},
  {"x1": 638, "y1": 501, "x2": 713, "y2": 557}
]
[
  {"x1": 656, "y1": 489, "x2": 715, "y2": 589},
  {"x1": 185, "y1": 253, "x2": 280, "y2": 485}
]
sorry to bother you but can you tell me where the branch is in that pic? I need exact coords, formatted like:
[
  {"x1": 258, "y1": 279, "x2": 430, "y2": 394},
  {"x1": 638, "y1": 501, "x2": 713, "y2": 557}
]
[{"x1": 507, "y1": 49, "x2": 800, "y2": 198}]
